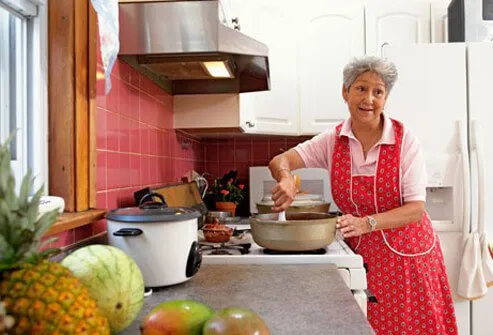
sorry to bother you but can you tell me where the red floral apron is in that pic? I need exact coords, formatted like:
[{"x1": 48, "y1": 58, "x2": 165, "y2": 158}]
[{"x1": 331, "y1": 119, "x2": 458, "y2": 335}]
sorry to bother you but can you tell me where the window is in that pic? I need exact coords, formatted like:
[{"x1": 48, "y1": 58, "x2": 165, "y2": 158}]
[
  {"x1": 0, "y1": 0, "x2": 103, "y2": 232},
  {"x1": 0, "y1": 0, "x2": 48, "y2": 193}
]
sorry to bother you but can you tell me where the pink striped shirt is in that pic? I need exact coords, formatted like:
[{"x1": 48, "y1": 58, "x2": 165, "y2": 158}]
[{"x1": 295, "y1": 115, "x2": 427, "y2": 202}]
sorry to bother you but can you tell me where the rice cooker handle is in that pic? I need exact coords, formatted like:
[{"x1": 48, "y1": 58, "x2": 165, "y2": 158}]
[
  {"x1": 139, "y1": 192, "x2": 167, "y2": 209},
  {"x1": 113, "y1": 228, "x2": 143, "y2": 236},
  {"x1": 186, "y1": 241, "x2": 202, "y2": 278}
]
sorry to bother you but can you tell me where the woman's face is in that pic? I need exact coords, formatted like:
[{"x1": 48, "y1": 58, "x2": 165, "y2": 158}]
[{"x1": 342, "y1": 71, "x2": 387, "y2": 126}]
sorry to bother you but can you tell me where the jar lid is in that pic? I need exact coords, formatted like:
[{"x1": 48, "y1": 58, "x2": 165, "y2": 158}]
[{"x1": 107, "y1": 206, "x2": 201, "y2": 223}]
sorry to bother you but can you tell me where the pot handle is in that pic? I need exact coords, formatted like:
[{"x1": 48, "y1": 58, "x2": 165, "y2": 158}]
[
  {"x1": 139, "y1": 192, "x2": 167, "y2": 209},
  {"x1": 113, "y1": 228, "x2": 143, "y2": 237}
]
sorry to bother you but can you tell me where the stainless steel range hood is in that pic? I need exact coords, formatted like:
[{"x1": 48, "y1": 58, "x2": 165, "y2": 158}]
[{"x1": 118, "y1": 0, "x2": 270, "y2": 95}]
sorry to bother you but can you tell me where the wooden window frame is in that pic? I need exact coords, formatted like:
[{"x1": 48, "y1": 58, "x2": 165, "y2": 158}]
[{"x1": 46, "y1": 0, "x2": 103, "y2": 232}]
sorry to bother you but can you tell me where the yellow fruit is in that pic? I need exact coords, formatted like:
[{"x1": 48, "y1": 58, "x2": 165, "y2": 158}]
[
  {"x1": 0, "y1": 137, "x2": 110, "y2": 334},
  {"x1": 0, "y1": 260, "x2": 110, "y2": 335}
]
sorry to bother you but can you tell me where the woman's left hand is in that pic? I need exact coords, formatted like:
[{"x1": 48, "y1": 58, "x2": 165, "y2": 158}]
[{"x1": 336, "y1": 214, "x2": 370, "y2": 238}]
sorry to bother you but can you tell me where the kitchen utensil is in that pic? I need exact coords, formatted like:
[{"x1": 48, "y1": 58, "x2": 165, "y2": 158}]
[
  {"x1": 134, "y1": 182, "x2": 207, "y2": 229},
  {"x1": 278, "y1": 211, "x2": 286, "y2": 221},
  {"x1": 107, "y1": 193, "x2": 203, "y2": 287},
  {"x1": 195, "y1": 174, "x2": 209, "y2": 199},
  {"x1": 249, "y1": 212, "x2": 337, "y2": 251}
]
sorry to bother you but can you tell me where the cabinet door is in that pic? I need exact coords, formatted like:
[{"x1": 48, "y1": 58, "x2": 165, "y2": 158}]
[
  {"x1": 365, "y1": 0, "x2": 431, "y2": 56},
  {"x1": 232, "y1": 0, "x2": 299, "y2": 135},
  {"x1": 431, "y1": 1, "x2": 449, "y2": 43},
  {"x1": 298, "y1": 0, "x2": 365, "y2": 135},
  {"x1": 219, "y1": 0, "x2": 239, "y2": 29},
  {"x1": 218, "y1": 0, "x2": 230, "y2": 28}
]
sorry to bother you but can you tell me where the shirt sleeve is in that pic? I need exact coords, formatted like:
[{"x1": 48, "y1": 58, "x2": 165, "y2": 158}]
[
  {"x1": 401, "y1": 127, "x2": 427, "y2": 202},
  {"x1": 293, "y1": 129, "x2": 334, "y2": 170}
]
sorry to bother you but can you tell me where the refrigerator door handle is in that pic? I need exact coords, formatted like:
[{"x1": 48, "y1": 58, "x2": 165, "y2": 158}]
[
  {"x1": 471, "y1": 120, "x2": 485, "y2": 234},
  {"x1": 458, "y1": 120, "x2": 471, "y2": 242}
]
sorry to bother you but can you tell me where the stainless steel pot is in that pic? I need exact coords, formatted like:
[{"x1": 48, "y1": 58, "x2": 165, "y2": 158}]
[{"x1": 249, "y1": 212, "x2": 337, "y2": 251}]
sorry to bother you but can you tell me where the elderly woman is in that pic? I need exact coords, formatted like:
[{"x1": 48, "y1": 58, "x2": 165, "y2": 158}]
[{"x1": 268, "y1": 56, "x2": 458, "y2": 334}]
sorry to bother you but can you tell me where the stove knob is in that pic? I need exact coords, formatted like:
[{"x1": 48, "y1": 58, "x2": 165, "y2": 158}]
[{"x1": 186, "y1": 241, "x2": 202, "y2": 278}]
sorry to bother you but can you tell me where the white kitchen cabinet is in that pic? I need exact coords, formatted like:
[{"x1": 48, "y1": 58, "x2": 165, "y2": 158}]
[
  {"x1": 298, "y1": 0, "x2": 365, "y2": 135},
  {"x1": 431, "y1": 1, "x2": 449, "y2": 42},
  {"x1": 174, "y1": 94, "x2": 252, "y2": 133},
  {"x1": 219, "y1": 0, "x2": 241, "y2": 30},
  {"x1": 174, "y1": 0, "x2": 448, "y2": 137},
  {"x1": 174, "y1": 0, "x2": 298, "y2": 136},
  {"x1": 365, "y1": 0, "x2": 431, "y2": 57},
  {"x1": 231, "y1": 0, "x2": 299, "y2": 135}
]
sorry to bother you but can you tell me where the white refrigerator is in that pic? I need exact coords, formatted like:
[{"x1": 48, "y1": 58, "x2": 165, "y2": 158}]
[{"x1": 383, "y1": 42, "x2": 493, "y2": 335}]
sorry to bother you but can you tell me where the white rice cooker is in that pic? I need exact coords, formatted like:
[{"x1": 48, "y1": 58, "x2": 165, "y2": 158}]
[{"x1": 106, "y1": 193, "x2": 202, "y2": 288}]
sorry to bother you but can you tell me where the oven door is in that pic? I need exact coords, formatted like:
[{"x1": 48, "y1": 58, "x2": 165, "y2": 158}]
[
  {"x1": 338, "y1": 268, "x2": 370, "y2": 317},
  {"x1": 352, "y1": 290, "x2": 368, "y2": 317}
]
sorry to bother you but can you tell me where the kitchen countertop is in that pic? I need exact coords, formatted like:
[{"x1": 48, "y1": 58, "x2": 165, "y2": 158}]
[{"x1": 120, "y1": 264, "x2": 374, "y2": 335}]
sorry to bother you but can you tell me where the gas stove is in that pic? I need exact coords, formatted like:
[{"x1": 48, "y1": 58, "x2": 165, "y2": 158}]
[
  {"x1": 199, "y1": 224, "x2": 367, "y2": 290},
  {"x1": 199, "y1": 223, "x2": 369, "y2": 315}
]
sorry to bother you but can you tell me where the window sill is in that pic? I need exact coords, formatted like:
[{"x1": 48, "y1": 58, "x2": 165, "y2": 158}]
[{"x1": 44, "y1": 209, "x2": 107, "y2": 236}]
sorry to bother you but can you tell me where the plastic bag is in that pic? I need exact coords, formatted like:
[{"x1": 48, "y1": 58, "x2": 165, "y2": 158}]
[{"x1": 91, "y1": 0, "x2": 119, "y2": 95}]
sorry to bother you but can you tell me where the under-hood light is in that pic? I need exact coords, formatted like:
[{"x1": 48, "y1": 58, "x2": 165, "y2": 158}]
[{"x1": 202, "y1": 61, "x2": 234, "y2": 78}]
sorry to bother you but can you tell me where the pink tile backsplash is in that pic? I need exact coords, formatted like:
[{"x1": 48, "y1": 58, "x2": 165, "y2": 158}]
[
  {"x1": 203, "y1": 136, "x2": 310, "y2": 180},
  {"x1": 50, "y1": 37, "x2": 312, "y2": 249},
  {"x1": 51, "y1": 57, "x2": 204, "y2": 249},
  {"x1": 96, "y1": 59, "x2": 205, "y2": 206}
]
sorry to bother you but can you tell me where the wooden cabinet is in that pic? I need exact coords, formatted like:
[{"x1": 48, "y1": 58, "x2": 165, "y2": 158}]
[{"x1": 298, "y1": 0, "x2": 365, "y2": 135}]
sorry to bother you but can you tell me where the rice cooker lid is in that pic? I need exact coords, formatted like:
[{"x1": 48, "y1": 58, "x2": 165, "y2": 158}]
[{"x1": 107, "y1": 206, "x2": 201, "y2": 223}]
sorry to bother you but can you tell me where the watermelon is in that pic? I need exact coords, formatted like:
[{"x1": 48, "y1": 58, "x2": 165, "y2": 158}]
[{"x1": 61, "y1": 244, "x2": 145, "y2": 333}]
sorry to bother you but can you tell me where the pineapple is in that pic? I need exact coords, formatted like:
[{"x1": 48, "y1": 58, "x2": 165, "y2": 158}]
[
  {"x1": 0, "y1": 136, "x2": 110, "y2": 335},
  {"x1": 0, "y1": 301, "x2": 15, "y2": 334}
]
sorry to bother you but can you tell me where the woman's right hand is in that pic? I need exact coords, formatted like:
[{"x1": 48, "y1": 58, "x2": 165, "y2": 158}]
[{"x1": 271, "y1": 173, "x2": 297, "y2": 212}]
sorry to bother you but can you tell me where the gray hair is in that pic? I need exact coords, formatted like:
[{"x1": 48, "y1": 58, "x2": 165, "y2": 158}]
[{"x1": 343, "y1": 56, "x2": 398, "y2": 94}]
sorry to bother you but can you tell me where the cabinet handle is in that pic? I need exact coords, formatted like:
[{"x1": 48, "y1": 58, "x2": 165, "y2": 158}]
[
  {"x1": 234, "y1": 24, "x2": 241, "y2": 31},
  {"x1": 232, "y1": 17, "x2": 239, "y2": 24},
  {"x1": 245, "y1": 121, "x2": 255, "y2": 128},
  {"x1": 380, "y1": 42, "x2": 390, "y2": 56}
]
